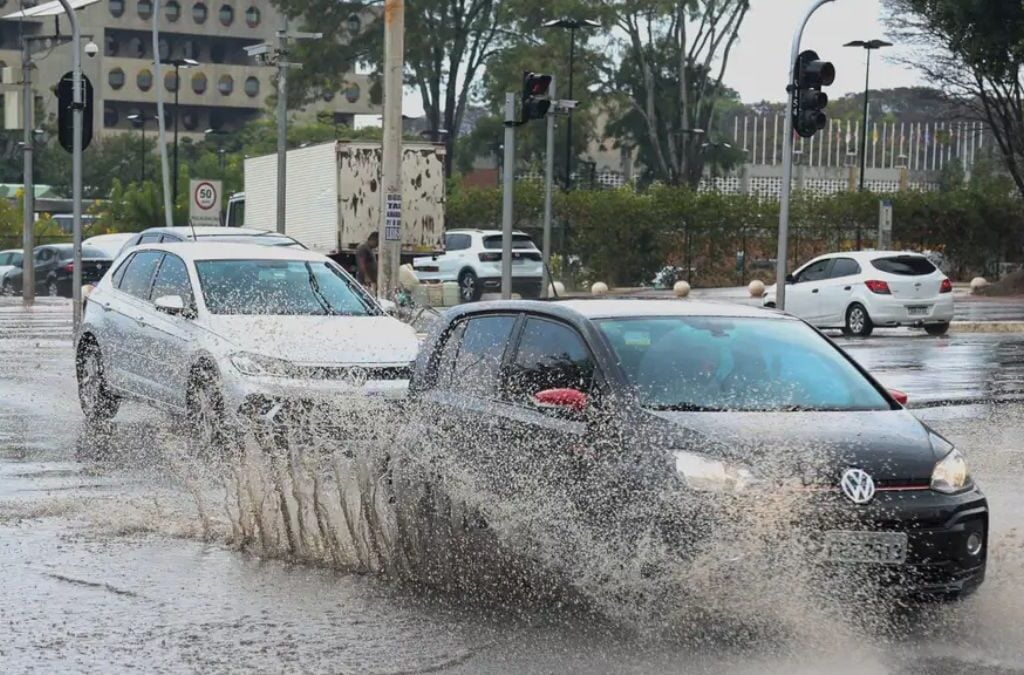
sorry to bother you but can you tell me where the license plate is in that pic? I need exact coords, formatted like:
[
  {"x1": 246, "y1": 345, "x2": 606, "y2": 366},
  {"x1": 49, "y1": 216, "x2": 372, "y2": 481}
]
[
  {"x1": 907, "y1": 305, "x2": 929, "y2": 316},
  {"x1": 824, "y1": 531, "x2": 907, "y2": 564}
]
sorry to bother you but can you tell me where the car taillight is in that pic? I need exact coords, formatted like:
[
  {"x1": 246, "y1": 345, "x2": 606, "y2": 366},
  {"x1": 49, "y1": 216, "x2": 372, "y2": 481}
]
[
  {"x1": 864, "y1": 280, "x2": 891, "y2": 294},
  {"x1": 478, "y1": 252, "x2": 501, "y2": 262},
  {"x1": 940, "y1": 278, "x2": 953, "y2": 293},
  {"x1": 63, "y1": 262, "x2": 74, "y2": 273}
]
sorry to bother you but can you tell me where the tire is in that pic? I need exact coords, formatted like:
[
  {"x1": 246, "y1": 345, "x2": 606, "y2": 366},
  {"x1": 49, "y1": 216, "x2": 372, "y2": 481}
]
[
  {"x1": 47, "y1": 278, "x2": 59, "y2": 297},
  {"x1": 0, "y1": 278, "x2": 13, "y2": 296},
  {"x1": 187, "y1": 367, "x2": 227, "y2": 451},
  {"x1": 458, "y1": 269, "x2": 481, "y2": 303},
  {"x1": 76, "y1": 339, "x2": 120, "y2": 423},
  {"x1": 925, "y1": 322, "x2": 950, "y2": 336},
  {"x1": 844, "y1": 303, "x2": 874, "y2": 337}
]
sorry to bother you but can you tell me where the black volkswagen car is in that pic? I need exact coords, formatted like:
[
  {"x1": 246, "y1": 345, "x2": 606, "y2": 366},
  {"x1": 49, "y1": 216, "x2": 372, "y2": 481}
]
[
  {"x1": 1, "y1": 244, "x2": 113, "y2": 297},
  {"x1": 408, "y1": 299, "x2": 987, "y2": 600}
]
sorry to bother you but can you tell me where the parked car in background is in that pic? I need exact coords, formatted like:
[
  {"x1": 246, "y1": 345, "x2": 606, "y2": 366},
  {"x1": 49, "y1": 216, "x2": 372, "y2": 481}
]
[
  {"x1": 117, "y1": 227, "x2": 305, "y2": 256},
  {"x1": 76, "y1": 243, "x2": 419, "y2": 445},
  {"x1": 408, "y1": 298, "x2": 987, "y2": 601},
  {"x1": 84, "y1": 233, "x2": 138, "y2": 259},
  {"x1": 763, "y1": 251, "x2": 954, "y2": 336},
  {"x1": 412, "y1": 229, "x2": 543, "y2": 302},
  {"x1": 0, "y1": 249, "x2": 23, "y2": 292},
  {"x1": 1, "y1": 244, "x2": 113, "y2": 297}
]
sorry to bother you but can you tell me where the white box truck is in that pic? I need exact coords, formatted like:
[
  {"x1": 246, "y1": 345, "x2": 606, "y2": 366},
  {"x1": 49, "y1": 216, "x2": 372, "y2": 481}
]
[{"x1": 226, "y1": 140, "x2": 446, "y2": 266}]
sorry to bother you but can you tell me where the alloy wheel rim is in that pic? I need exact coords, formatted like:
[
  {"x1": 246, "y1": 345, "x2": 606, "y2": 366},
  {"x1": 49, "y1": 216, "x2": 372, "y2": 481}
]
[
  {"x1": 80, "y1": 353, "x2": 101, "y2": 410},
  {"x1": 460, "y1": 276, "x2": 475, "y2": 300},
  {"x1": 850, "y1": 308, "x2": 864, "y2": 333}
]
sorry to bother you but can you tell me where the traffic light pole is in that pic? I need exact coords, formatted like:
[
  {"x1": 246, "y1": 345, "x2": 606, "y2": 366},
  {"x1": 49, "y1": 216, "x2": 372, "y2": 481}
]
[
  {"x1": 501, "y1": 92, "x2": 516, "y2": 300},
  {"x1": 542, "y1": 78, "x2": 556, "y2": 298},
  {"x1": 776, "y1": 0, "x2": 835, "y2": 312},
  {"x1": 21, "y1": 38, "x2": 34, "y2": 307}
]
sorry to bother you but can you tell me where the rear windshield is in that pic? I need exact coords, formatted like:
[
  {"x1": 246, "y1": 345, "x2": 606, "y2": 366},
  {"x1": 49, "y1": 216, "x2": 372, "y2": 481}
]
[
  {"x1": 483, "y1": 235, "x2": 536, "y2": 250},
  {"x1": 870, "y1": 256, "x2": 936, "y2": 276},
  {"x1": 58, "y1": 246, "x2": 110, "y2": 260}
]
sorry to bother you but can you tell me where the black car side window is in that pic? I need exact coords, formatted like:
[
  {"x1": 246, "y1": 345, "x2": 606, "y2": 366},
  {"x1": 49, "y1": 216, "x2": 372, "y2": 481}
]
[
  {"x1": 829, "y1": 257, "x2": 861, "y2": 278},
  {"x1": 506, "y1": 317, "x2": 595, "y2": 403},
  {"x1": 118, "y1": 251, "x2": 163, "y2": 300},
  {"x1": 431, "y1": 320, "x2": 467, "y2": 389},
  {"x1": 150, "y1": 253, "x2": 194, "y2": 307},
  {"x1": 450, "y1": 315, "x2": 517, "y2": 397},
  {"x1": 796, "y1": 259, "x2": 831, "y2": 283}
]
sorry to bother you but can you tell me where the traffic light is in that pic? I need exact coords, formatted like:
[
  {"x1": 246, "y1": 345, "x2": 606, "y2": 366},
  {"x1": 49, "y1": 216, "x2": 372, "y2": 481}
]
[
  {"x1": 521, "y1": 72, "x2": 552, "y2": 123},
  {"x1": 792, "y1": 50, "x2": 834, "y2": 138},
  {"x1": 57, "y1": 71, "x2": 94, "y2": 153}
]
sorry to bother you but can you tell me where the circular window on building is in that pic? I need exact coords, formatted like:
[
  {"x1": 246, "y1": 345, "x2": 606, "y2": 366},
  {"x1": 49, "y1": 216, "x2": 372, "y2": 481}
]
[
  {"x1": 138, "y1": 0, "x2": 152, "y2": 19},
  {"x1": 109, "y1": 0, "x2": 124, "y2": 17},
  {"x1": 108, "y1": 68, "x2": 126, "y2": 90},
  {"x1": 165, "y1": 71, "x2": 179, "y2": 92},
  {"x1": 346, "y1": 13, "x2": 361, "y2": 34},
  {"x1": 191, "y1": 72, "x2": 207, "y2": 95},
  {"x1": 210, "y1": 43, "x2": 225, "y2": 63},
  {"x1": 192, "y1": 2, "x2": 207, "y2": 22},
  {"x1": 218, "y1": 4, "x2": 233, "y2": 25},
  {"x1": 158, "y1": 38, "x2": 170, "y2": 61},
  {"x1": 244, "y1": 5, "x2": 259, "y2": 27},
  {"x1": 244, "y1": 76, "x2": 259, "y2": 97},
  {"x1": 183, "y1": 111, "x2": 199, "y2": 130},
  {"x1": 105, "y1": 34, "x2": 119, "y2": 56},
  {"x1": 104, "y1": 106, "x2": 119, "y2": 128},
  {"x1": 165, "y1": 0, "x2": 180, "y2": 21},
  {"x1": 137, "y1": 68, "x2": 153, "y2": 91},
  {"x1": 344, "y1": 83, "x2": 360, "y2": 104},
  {"x1": 128, "y1": 37, "x2": 145, "y2": 58},
  {"x1": 217, "y1": 74, "x2": 233, "y2": 95}
]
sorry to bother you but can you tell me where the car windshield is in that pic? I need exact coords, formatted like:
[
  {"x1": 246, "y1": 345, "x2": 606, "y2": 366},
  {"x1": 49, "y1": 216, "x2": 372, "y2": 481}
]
[
  {"x1": 598, "y1": 316, "x2": 890, "y2": 412},
  {"x1": 196, "y1": 234, "x2": 303, "y2": 248},
  {"x1": 195, "y1": 259, "x2": 379, "y2": 316}
]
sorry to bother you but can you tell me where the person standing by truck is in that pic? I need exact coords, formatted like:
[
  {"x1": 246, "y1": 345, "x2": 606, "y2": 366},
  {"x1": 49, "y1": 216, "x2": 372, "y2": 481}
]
[{"x1": 356, "y1": 232, "x2": 379, "y2": 292}]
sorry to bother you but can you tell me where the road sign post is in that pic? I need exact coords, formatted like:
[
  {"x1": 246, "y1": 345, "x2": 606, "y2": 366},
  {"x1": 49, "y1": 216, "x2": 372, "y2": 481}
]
[{"x1": 189, "y1": 179, "x2": 223, "y2": 227}]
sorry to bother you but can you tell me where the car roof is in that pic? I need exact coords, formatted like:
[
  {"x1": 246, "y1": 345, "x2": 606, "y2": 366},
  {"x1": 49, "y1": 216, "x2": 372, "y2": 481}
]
[
  {"x1": 139, "y1": 226, "x2": 283, "y2": 237},
  {"x1": 0, "y1": 248, "x2": 20, "y2": 253},
  {"x1": 817, "y1": 250, "x2": 929, "y2": 262},
  {"x1": 446, "y1": 229, "x2": 529, "y2": 237},
  {"x1": 454, "y1": 298, "x2": 794, "y2": 322},
  {"x1": 86, "y1": 232, "x2": 137, "y2": 241},
  {"x1": 130, "y1": 242, "x2": 326, "y2": 262}
]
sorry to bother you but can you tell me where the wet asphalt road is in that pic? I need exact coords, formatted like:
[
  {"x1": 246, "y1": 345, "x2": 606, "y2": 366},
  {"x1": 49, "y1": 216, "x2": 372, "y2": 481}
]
[{"x1": 3, "y1": 300, "x2": 1024, "y2": 674}]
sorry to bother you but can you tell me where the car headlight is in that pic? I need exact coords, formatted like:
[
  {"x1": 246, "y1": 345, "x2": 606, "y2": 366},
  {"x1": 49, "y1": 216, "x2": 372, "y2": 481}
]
[
  {"x1": 931, "y1": 448, "x2": 972, "y2": 494},
  {"x1": 230, "y1": 352, "x2": 297, "y2": 378},
  {"x1": 674, "y1": 450, "x2": 759, "y2": 494}
]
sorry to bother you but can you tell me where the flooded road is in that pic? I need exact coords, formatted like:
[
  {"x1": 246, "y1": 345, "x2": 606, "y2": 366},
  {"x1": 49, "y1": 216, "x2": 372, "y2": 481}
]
[{"x1": 3, "y1": 301, "x2": 1024, "y2": 673}]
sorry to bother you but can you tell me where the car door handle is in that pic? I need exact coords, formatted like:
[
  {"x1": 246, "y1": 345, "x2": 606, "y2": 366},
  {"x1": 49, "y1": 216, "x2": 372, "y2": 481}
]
[
  {"x1": 811, "y1": 289, "x2": 819, "y2": 294},
  {"x1": 844, "y1": 286, "x2": 852, "y2": 291}
]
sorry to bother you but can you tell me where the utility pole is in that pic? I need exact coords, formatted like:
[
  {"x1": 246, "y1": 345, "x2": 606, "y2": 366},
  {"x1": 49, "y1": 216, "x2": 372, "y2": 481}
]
[
  {"x1": 153, "y1": 0, "x2": 174, "y2": 228},
  {"x1": 378, "y1": 0, "x2": 404, "y2": 298},
  {"x1": 776, "y1": 0, "x2": 836, "y2": 312},
  {"x1": 542, "y1": 78, "x2": 556, "y2": 298},
  {"x1": 276, "y1": 18, "x2": 288, "y2": 235},
  {"x1": 21, "y1": 37, "x2": 34, "y2": 307},
  {"x1": 501, "y1": 92, "x2": 515, "y2": 300}
]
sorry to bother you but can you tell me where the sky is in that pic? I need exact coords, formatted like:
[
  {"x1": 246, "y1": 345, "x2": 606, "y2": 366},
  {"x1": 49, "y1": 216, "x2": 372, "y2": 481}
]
[{"x1": 367, "y1": 0, "x2": 927, "y2": 125}]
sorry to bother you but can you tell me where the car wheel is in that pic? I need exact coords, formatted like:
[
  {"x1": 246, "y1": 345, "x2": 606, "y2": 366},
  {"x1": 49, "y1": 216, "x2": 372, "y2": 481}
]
[
  {"x1": 47, "y1": 279, "x2": 59, "y2": 297},
  {"x1": 76, "y1": 340, "x2": 120, "y2": 423},
  {"x1": 187, "y1": 368, "x2": 227, "y2": 451},
  {"x1": 844, "y1": 303, "x2": 874, "y2": 337},
  {"x1": 925, "y1": 322, "x2": 950, "y2": 336},
  {"x1": 0, "y1": 278, "x2": 13, "y2": 296},
  {"x1": 458, "y1": 269, "x2": 481, "y2": 303}
]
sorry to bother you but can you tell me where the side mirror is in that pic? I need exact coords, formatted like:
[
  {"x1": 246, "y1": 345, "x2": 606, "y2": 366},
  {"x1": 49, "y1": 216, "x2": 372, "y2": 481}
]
[
  {"x1": 889, "y1": 388, "x2": 909, "y2": 406},
  {"x1": 785, "y1": 273, "x2": 795, "y2": 284},
  {"x1": 154, "y1": 294, "x2": 186, "y2": 315},
  {"x1": 533, "y1": 388, "x2": 589, "y2": 412},
  {"x1": 378, "y1": 298, "x2": 398, "y2": 316}
]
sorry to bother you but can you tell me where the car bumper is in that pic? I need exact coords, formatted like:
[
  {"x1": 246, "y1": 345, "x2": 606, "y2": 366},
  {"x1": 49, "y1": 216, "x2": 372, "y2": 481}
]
[{"x1": 866, "y1": 293, "x2": 954, "y2": 326}]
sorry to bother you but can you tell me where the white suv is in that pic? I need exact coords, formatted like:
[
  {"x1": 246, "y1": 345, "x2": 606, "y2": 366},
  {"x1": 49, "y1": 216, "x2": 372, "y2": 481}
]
[
  {"x1": 763, "y1": 251, "x2": 954, "y2": 336},
  {"x1": 412, "y1": 229, "x2": 544, "y2": 302}
]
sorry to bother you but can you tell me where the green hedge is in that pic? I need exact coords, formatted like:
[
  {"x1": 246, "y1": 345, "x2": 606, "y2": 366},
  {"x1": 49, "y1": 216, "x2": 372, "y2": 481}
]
[{"x1": 447, "y1": 183, "x2": 1024, "y2": 286}]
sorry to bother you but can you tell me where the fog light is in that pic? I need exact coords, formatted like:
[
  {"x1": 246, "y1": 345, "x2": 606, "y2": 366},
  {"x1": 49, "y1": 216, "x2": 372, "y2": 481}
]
[{"x1": 966, "y1": 531, "x2": 983, "y2": 556}]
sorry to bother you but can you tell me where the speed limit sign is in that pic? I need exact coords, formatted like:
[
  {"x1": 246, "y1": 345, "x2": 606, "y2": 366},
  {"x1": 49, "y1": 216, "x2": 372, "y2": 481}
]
[{"x1": 189, "y1": 179, "x2": 223, "y2": 226}]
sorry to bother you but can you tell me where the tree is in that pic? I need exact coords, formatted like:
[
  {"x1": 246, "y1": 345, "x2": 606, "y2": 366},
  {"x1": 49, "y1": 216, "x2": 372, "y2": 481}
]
[
  {"x1": 601, "y1": 0, "x2": 749, "y2": 187},
  {"x1": 885, "y1": 0, "x2": 1024, "y2": 199}
]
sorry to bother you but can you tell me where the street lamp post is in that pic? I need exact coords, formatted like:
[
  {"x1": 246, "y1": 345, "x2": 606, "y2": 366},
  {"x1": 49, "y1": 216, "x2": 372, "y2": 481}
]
[
  {"x1": 543, "y1": 17, "x2": 599, "y2": 190},
  {"x1": 844, "y1": 40, "x2": 891, "y2": 195},
  {"x1": 127, "y1": 112, "x2": 158, "y2": 182},
  {"x1": 160, "y1": 57, "x2": 198, "y2": 206}
]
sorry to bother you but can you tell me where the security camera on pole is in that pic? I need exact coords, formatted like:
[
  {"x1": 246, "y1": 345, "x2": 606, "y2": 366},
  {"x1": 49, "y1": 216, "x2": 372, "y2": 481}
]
[{"x1": 775, "y1": 0, "x2": 837, "y2": 312}]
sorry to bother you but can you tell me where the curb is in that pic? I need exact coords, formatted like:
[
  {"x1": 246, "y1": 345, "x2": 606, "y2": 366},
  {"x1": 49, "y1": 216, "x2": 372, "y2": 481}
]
[{"x1": 950, "y1": 321, "x2": 1024, "y2": 333}]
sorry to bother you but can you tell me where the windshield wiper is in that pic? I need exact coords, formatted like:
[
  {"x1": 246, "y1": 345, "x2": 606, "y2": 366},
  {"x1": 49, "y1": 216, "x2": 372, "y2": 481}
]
[
  {"x1": 305, "y1": 263, "x2": 339, "y2": 315},
  {"x1": 649, "y1": 403, "x2": 725, "y2": 412}
]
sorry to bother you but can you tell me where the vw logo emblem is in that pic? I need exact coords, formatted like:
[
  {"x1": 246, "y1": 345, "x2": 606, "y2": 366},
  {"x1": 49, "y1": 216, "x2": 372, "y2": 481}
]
[
  {"x1": 840, "y1": 468, "x2": 876, "y2": 504},
  {"x1": 344, "y1": 367, "x2": 368, "y2": 387}
]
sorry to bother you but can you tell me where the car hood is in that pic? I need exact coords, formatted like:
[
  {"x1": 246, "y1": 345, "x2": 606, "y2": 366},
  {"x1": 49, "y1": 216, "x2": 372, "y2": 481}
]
[
  {"x1": 206, "y1": 314, "x2": 419, "y2": 365},
  {"x1": 644, "y1": 409, "x2": 942, "y2": 484}
]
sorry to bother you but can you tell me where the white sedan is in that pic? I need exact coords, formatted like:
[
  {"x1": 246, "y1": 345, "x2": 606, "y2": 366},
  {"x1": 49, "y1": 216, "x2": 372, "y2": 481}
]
[
  {"x1": 763, "y1": 251, "x2": 954, "y2": 337},
  {"x1": 76, "y1": 243, "x2": 419, "y2": 444}
]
